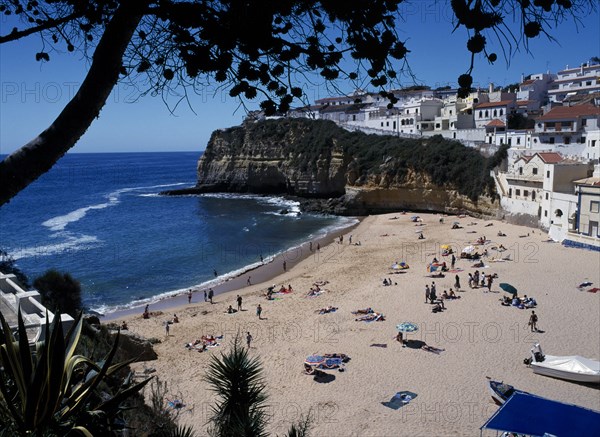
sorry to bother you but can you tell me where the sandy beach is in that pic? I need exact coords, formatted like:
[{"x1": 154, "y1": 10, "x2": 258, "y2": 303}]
[{"x1": 120, "y1": 212, "x2": 600, "y2": 436}]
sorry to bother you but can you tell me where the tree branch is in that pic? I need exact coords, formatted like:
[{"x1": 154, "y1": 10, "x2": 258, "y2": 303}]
[
  {"x1": 0, "y1": 0, "x2": 148, "y2": 207},
  {"x1": 0, "y1": 12, "x2": 83, "y2": 44}
]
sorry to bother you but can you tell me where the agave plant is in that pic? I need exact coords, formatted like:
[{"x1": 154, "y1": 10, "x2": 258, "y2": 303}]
[{"x1": 0, "y1": 309, "x2": 152, "y2": 436}]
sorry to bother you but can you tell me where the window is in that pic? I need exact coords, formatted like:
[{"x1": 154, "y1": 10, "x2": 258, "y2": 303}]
[
  {"x1": 561, "y1": 121, "x2": 571, "y2": 128},
  {"x1": 545, "y1": 193, "x2": 549, "y2": 200},
  {"x1": 508, "y1": 139, "x2": 512, "y2": 146},
  {"x1": 508, "y1": 188, "x2": 512, "y2": 198},
  {"x1": 565, "y1": 137, "x2": 571, "y2": 144},
  {"x1": 555, "y1": 209, "x2": 563, "y2": 217},
  {"x1": 532, "y1": 191, "x2": 536, "y2": 201},
  {"x1": 544, "y1": 210, "x2": 548, "y2": 217},
  {"x1": 524, "y1": 190, "x2": 529, "y2": 197},
  {"x1": 386, "y1": 121, "x2": 389, "y2": 127},
  {"x1": 516, "y1": 189, "x2": 521, "y2": 196},
  {"x1": 581, "y1": 118, "x2": 587, "y2": 126},
  {"x1": 449, "y1": 110, "x2": 453, "y2": 115},
  {"x1": 549, "y1": 137, "x2": 555, "y2": 144},
  {"x1": 479, "y1": 111, "x2": 483, "y2": 118},
  {"x1": 581, "y1": 137, "x2": 586, "y2": 144},
  {"x1": 415, "y1": 109, "x2": 419, "y2": 114},
  {"x1": 591, "y1": 201, "x2": 600, "y2": 213},
  {"x1": 533, "y1": 168, "x2": 538, "y2": 175},
  {"x1": 517, "y1": 138, "x2": 521, "y2": 145},
  {"x1": 593, "y1": 140, "x2": 597, "y2": 147},
  {"x1": 500, "y1": 109, "x2": 504, "y2": 116},
  {"x1": 435, "y1": 123, "x2": 440, "y2": 128},
  {"x1": 546, "y1": 170, "x2": 550, "y2": 178},
  {"x1": 381, "y1": 122, "x2": 384, "y2": 127},
  {"x1": 393, "y1": 121, "x2": 396, "y2": 129},
  {"x1": 493, "y1": 109, "x2": 497, "y2": 117},
  {"x1": 485, "y1": 110, "x2": 489, "y2": 117},
  {"x1": 519, "y1": 167, "x2": 523, "y2": 175}
]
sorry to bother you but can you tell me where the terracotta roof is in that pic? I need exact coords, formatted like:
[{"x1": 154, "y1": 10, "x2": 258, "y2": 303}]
[
  {"x1": 514, "y1": 155, "x2": 533, "y2": 164},
  {"x1": 537, "y1": 104, "x2": 600, "y2": 120},
  {"x1": 574, "y1": 177, "x2": 600, "y2": 186},
  {"x1": 486, "y1": 119, "x2": 506, "y2": 127},
  {"x1": 535, "y1": 152, "x2": 564, "y2": 164},
  {"x1": 475, "y1": 100, "x2": 514, "y2": 108},
  {"x1": 516, "y1": 100, "x2": 534, "y2": 105}
]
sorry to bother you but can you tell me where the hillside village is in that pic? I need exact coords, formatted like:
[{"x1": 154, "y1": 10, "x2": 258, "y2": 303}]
[{"x1": 276, "y1": 60, "x2": 600, "y2": 251}]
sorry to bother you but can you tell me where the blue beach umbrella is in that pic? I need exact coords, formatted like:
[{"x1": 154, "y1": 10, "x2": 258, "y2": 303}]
[
  {"x1": 396, "y1": 322, "x2": 419, "y2": 334},
  {"x1": 499, "y1": 283, "x2": 518, "y2": 295}
]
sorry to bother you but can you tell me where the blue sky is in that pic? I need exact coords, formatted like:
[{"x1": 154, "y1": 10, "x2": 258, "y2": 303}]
[{"x1": 1, "y1": 2, "x2": 599, "y2": 154}]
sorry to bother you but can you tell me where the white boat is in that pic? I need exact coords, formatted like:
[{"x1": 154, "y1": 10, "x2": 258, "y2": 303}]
[{"x1": 528, "y1": 343, "x2": 600, "y2": 384}]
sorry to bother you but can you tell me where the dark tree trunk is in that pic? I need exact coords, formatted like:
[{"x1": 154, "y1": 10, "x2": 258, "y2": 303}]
[{"x1": 0, "y1": 0, "x2": 147, "y2": 207}]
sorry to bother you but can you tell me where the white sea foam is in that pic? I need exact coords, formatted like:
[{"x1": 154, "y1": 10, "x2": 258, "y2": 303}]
[
  {"x1": 42, "y1": 182, "x2": 188, "y2": 232},
  {"x1": 9, "y1": 233, "x2": 101, "y2": 260}
]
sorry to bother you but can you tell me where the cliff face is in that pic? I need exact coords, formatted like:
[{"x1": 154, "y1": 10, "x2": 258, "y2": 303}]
[
  {"x1": 196, "y1": 120, "x2": 347, "y2": 197},
  {"x1": 192, "y1": 119, "x2": 501, "y2": 217}
]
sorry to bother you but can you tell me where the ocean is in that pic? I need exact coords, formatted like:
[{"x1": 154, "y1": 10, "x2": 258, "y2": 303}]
[{"x1": 0, "y1": 152, "x2": 355, "y2": 314}]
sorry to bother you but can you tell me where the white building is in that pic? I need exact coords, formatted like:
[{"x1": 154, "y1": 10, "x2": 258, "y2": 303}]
[
  {"x1": 535, "y1": 104, "x2": 600, "y2": 148},
  {"x1": 548, "y1": 61, "x2": 600, "y2": 103},
  {"x1": 0, "y1": 271, "x2": 74, "y2": 344},
  {"x1": 474, "y1": 100, "x2": 516, "y2": 129}
]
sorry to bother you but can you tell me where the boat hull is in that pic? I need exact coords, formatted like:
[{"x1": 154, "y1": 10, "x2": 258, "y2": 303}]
[{"x1": 531, "y1": 364, "x2": 600, "y2": 384}]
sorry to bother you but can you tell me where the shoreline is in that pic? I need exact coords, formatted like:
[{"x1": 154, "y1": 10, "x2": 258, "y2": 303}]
[{"x1": 102, "y1": 218, "x2": 362, "y2": 321}]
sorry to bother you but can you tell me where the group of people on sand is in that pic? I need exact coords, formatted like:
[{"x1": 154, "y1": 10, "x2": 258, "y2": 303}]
[{"x1": 185, "y1": 335, "x2": 220, "y2": 352}]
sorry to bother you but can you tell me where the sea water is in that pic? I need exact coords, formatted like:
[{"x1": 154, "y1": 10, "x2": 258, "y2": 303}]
[{"x1": 0, "y1": 152, "x2": 355, "y2": 314}]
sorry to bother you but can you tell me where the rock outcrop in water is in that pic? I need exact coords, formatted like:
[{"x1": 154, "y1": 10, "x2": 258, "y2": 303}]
[{"x1": 167, "y1": 118, "x2": 505, "y2": 218}]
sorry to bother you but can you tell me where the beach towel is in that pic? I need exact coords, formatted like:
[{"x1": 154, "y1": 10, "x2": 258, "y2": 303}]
[
  {"x1": 382, "y1": 391, "x2": 418, "y2": 410},
  {"x1": 587, "y1": 288, "x2": 599, "y2": 293}
]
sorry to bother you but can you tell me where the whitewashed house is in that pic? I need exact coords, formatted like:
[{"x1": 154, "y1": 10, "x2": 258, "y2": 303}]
[
  {"x1": 0, "y1": 271, "x2": 74, "y2": 344},
  {"x1": 548, "y1": 61, "x2": 600, "y2": 103},
  {"x1": 535, "y1": 103, "x2": 600, "y2": 147}
]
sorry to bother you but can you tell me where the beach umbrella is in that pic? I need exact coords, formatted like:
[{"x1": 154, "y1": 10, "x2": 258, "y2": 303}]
[
  {"x1": 441, "y1": 244, "x2": 451, "y2": 250},
  {"x1": 499, "y1": 283, "x2": 518, "y2": 295},
  {"x1": 396, "y1": 322, "x2": 419, "y2": 334},
  {"x1": 305, "y1": 355, "x2": 325, "y2": 366},
  {"x1": 427, "y1": 263, "x2": 438, "y2": 272}
]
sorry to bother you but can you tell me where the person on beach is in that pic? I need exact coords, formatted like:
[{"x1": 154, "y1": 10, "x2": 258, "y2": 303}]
[
  {"x1": 487, "y1": 275, "x2": 493, "y2": 293},
  {"x1": 455, "y1": 275, "x2": 461, "y2": 291},
  {"x1": 143, "y1": 305, "x2": 150, "y2": 319},
  {"x1": 188, "y1": 289, "x2": 192, "y2": 304},
  {"x1": 204, "y1": 290, "x2": 207, "y2": 302},
  {"x1": 468, "y1": 273, "x2": 473, "y2": 288},
  {"x1": 309, "y1": 241, "x2": 313, "y2": 251},
  {"x1": 260, "y1": 254, "x2": 263, "y2": 263},
  {"x1": 425, "y1": 284, "x2": 430, "y2": 303},
  {"x1": 173, "y1": 314, "x2": 179, "y2": 323},
  {"x1": 317, "y1": 243, "x2": 320, "y2": 251},
  {"x1": 213, "y1": 269, "x2": 218, "y2": 278},
  {"x1": 165, "y1": 321, "x2": 170, "y2": 337},
  {"x1": 237, "y1": 295, "x2": 243, "y2": 311},
  {"x1": 395, "y1": 332, "x2": 404, "y2": 345},
  {"x1": 451, "y1": 254, "x2": 456, "y2": 269},
  {"x1": 283, "y1": 261, "x2": 287, "y2": 272},
  {"x1": 529, "y1": 311, "x2": 538, "y2": 332},
  {"x1": 208, "y1": 288, "x2": 214, "y2": 304},
  {"x1": 247, "y1": 276, "x2": 252, "y2": 286},
  {"x1": 121, "y1": 321, "x2": 128, "y2": 330},
  {"x1": 256, "y1": 304, "x2": 263, "y2": 320},
  {"x1": 246, "y1": 331, "x2": 253, "y2": 348},
  {"x1": 349, "y1": 235, "x2": 353, "y2": 245}
]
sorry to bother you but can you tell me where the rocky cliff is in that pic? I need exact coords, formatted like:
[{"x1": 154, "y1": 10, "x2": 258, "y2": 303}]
[{"x1": 177, "y1": 118, "x2": 504, "y2": 217}]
